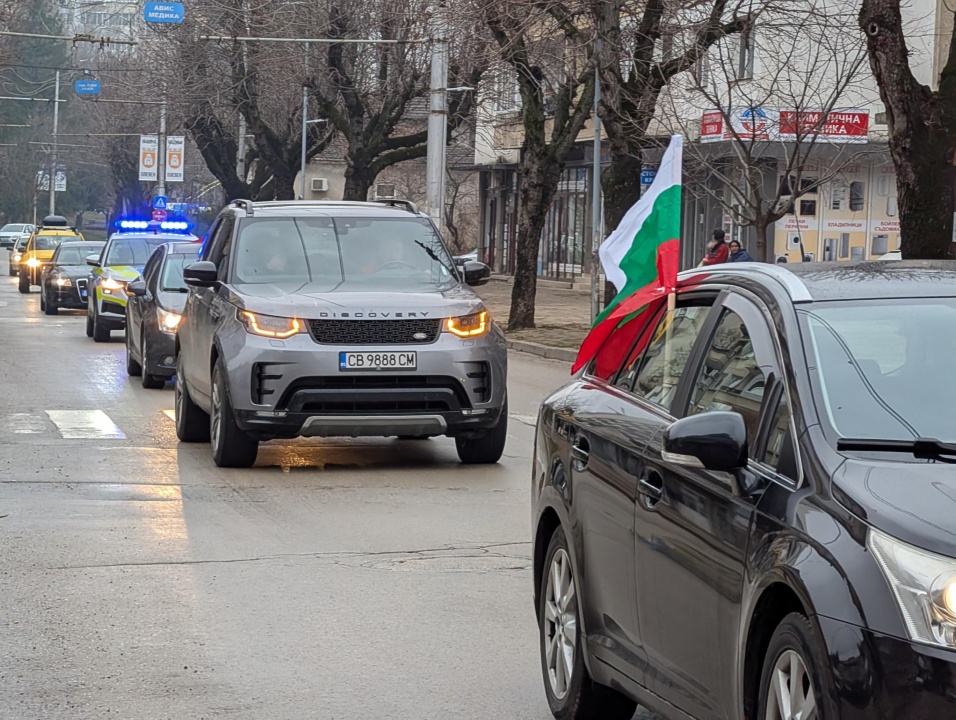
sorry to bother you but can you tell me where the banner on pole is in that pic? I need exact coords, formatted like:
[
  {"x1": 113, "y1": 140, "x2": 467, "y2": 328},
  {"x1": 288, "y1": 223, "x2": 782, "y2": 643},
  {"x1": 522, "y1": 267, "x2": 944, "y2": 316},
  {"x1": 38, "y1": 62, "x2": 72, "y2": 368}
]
[
  {"x1": 165, "y1": 136, "x2": 185, "y2": 183},
  {"x1": 139, "y1": 135, "x2": 159, "y2": 181}
]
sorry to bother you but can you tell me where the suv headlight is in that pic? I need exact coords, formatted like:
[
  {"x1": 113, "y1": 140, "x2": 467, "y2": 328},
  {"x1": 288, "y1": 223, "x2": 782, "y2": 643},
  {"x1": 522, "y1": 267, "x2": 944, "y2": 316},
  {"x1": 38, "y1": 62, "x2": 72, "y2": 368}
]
[
  {"x1": 101, "y1": 277, "x2": 125, "y2": 291},
  {"x1": 239, "y1": 310, "x2": 301, "y2": 339},
  {"x1": 445, "y1": 311, "x2": 489, "y2": 338},
  {"x1": 157, "y1": 308, "x2": 182, "y2": 332},
  {"x1": 869, "y1": 528, "x2": 956, "y2": 648}
]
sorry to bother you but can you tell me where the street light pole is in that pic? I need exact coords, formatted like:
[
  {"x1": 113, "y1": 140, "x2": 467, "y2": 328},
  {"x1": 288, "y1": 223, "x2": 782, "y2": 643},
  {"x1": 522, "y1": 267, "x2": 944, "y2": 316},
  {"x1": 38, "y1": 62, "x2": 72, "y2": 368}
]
[
  {"x1": 156, "y1": 96, "x2": 167, "y2": 198},
  {"x1": 426, "y1": 2, "x2": 448, "y2": 227},
  {"x1": 49, "y1": 70, "x2": 60, "y2": 215},
  {"x1": 300, "y1": 85, "x2": 308, "y2": 199}
]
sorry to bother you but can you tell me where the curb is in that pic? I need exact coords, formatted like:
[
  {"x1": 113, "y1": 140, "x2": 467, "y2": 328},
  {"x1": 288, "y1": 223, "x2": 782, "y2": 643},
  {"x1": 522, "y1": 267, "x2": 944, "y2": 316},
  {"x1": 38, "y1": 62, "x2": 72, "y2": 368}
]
[{"x1": 506, "y1": 339, "x2": 576, "y2": 363}]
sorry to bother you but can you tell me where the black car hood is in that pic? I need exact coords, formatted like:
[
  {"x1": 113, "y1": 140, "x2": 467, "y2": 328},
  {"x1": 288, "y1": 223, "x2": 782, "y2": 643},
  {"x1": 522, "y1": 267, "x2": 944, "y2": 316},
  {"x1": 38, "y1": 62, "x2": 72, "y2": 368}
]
[
  {"x1": 49, "y1": 263, "x2": 91, "y2": 278},
  {"x1": 226, "y1": 282, "x2": 483, "y2": 320},
  {"x1": 834, "y1": 459, "x2": 956, "y2": 556}
]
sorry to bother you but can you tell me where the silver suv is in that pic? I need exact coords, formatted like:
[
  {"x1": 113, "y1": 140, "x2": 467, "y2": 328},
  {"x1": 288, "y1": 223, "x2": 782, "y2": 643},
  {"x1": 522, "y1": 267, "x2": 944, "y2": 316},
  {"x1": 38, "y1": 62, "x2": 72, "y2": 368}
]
[{"x1": 175, "y1": 199, "x2": 507, "y2": 468}]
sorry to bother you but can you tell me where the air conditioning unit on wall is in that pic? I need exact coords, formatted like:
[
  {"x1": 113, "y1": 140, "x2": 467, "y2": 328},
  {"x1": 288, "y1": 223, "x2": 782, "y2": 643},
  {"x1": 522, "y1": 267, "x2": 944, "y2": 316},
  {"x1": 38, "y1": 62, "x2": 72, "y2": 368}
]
[
  {"x1": 375, "y1": 183, "x2": 396, "y2": 200},
  {"x1": 311, "y1": 178, "x2": 329, "y2": 192}
]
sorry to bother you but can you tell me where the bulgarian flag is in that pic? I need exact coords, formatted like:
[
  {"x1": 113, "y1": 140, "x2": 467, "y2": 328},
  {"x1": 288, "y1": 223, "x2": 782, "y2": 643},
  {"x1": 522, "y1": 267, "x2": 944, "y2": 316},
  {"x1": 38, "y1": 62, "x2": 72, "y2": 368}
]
[{"x1": 572, "y1": 135, "x2": 683, "y2": 373}]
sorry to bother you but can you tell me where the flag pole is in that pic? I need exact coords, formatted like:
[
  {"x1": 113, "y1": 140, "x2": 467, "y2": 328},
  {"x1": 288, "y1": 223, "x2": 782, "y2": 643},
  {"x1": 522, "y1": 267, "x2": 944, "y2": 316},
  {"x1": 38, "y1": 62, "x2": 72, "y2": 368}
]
[{"x1": 663, "y1": 291, "x2": 677, "y2": 394}]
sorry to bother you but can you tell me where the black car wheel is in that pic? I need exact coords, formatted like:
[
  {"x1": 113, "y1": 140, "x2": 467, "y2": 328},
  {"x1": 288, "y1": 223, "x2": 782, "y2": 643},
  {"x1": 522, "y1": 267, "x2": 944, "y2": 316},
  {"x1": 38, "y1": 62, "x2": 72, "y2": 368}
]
[
  {"x1": 85, "y1": 303, "x2": 94, "y2": 338},
  {"x1": 92, "y1": 302, "x2": 110, "y2": 342},
  {"x1": 455, "y1": 398, "x2": 508, "y2": 464},
  {"x1": 125, "y1": 324, "x2": 142, "y2": 377},
  {"x1": 210, "y1": 359, "x2": 258, "y2": 468},
  {"x1": 758, "y1": 613, "x2": 834, "y2": 720},
  {"x1": 42, "y1": 290, "x2": 57, "y2": 315},
  {"x1": 538, "y1": 527, "x2": 637, "y2": 720},
  {"x1": 174, "y1": 353, "x2": 210, "y2": 442},
  {"x1": 18, "y1": 270, "x2": 29, "y2": 293},
  {"x1": 141, "y1": 332, "x2": 165, "y2": 389}
]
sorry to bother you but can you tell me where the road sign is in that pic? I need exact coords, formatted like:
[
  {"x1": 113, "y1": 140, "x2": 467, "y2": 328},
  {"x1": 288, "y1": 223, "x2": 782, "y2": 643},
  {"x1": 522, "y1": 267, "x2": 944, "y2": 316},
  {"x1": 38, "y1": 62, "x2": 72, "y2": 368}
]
[
  {"x1": 640, "y1": 168, "x2": 657, "y2": 186},
  {"x1": 144, "y1": 2, "x2": 185, "y2": 24},
  {"x1": 74, "y1": 79, "x2": 100, "y2": 96},
  {"x1": 152, "y1": 209, "x2": 168, "y2": 223},
  {"x1": 153, "y1": 195, "x2": 168, "y2": 210},
  {"x1": 165, "y1": 136, "x2": 185, "y2": 183},
  {"x1": 139, "y1": 135, "x2": 159, "y2": 181}
]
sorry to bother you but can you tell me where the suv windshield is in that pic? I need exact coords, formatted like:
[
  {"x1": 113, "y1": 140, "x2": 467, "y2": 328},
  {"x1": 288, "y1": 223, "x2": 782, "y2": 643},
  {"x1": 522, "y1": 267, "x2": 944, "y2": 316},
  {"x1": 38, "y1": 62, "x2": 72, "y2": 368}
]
[
  {"x1": 56, "y1": 244, "x2": 103, "y2": 265},
  {"x1": 105, "y1": 236, "x2": 168, "y2": 266},
  {"x1": 35, "y1": 234, "x2": 75, "y2": 251},
  {"x1": 233, "y1": 216, "x2": 456, "y2": 290},
  {"x1": 161, "y1": 252, "x2": 198, "y2": 291},
  {"x1": 801, "y1": 299, "x2": 956, "y2": 442}
]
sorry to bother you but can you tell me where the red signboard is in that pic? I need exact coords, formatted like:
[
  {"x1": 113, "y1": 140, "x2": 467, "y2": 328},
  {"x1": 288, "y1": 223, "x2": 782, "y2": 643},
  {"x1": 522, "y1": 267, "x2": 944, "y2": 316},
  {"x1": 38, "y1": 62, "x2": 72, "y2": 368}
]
[
  {"x1": 700, "y1": 111, "x2": 724, "y2": 141},
  {"x1": 152, "y1": 209, "x2": 167, "y2": 223},
  {"x1": 779, "y1": 110, "x2": 869, "y2": 142}
]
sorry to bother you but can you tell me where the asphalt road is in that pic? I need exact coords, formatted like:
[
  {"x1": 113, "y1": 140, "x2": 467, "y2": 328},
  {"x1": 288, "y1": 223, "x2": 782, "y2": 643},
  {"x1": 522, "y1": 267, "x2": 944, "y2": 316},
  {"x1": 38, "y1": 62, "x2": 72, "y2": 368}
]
[{"x1": 0, "y1": 258, "x2": 658, "y2": 720}]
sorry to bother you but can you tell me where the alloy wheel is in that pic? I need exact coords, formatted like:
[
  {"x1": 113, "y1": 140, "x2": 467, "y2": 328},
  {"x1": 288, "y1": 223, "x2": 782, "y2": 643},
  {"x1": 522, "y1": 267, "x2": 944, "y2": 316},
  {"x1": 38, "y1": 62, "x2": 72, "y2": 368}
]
[
  {"x1": 210, "y1": 375, "x2": 222, "y2": 450},
  {"x1": 175, "y1": 370, "x2": 184, "y2": 423},
  {"x1": 543, "y1": 548, "x2": 577, "y2": 700},
  {"x1": 765, "y1": 649, "x2": 817, "y2": 720}
]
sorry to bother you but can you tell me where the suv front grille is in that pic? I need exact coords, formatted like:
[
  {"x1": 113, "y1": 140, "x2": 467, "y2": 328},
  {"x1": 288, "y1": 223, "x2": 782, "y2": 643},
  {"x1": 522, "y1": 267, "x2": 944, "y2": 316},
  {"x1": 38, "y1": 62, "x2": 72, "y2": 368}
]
[{"x1": 308, "y1": 319, "x2": 441, "y2": 345}]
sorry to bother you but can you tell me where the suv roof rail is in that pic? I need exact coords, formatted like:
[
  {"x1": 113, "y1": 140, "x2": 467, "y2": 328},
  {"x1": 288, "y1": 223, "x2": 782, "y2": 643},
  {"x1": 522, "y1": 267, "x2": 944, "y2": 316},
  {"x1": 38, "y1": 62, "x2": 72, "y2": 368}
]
[
  {"x1": 239, "y1": 200, "x2": 422, "y2": 215},
  {"x1": 374, "y1": 199, "x2": 418, "y2": 214},
  {"x1": 230, "y1": 198, "x2": 255, "y2": 216}
]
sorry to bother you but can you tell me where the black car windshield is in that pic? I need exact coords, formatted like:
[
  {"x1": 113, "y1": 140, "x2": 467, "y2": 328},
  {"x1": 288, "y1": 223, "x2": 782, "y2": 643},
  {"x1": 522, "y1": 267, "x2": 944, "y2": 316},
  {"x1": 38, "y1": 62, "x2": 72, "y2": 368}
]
[
  {"x1": 161, "y1": 252, "x2": 198, "y2": 291},
  {"x1": 801, "y1": 299, "x2": 956, "y2": 443},
  {"x1": 56, "y1": 244, "x2": 104, "y2": 265},
  {"x1": 232, "y1": 216, "x2": 456, "y2": 290},
  {"x1": 105, "y1": 236, "x2": 168, "y2": 266},
  {"x1": 35, "y1": 234, "x2": 73, "y2": 251}
]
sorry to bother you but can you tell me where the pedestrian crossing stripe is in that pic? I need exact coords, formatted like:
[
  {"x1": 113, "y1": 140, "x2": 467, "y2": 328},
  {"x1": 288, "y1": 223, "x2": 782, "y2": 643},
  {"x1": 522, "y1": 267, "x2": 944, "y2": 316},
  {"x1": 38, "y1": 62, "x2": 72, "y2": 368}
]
[{"x1": 46, "y1": 410, "x2": 126, "y2": 439}]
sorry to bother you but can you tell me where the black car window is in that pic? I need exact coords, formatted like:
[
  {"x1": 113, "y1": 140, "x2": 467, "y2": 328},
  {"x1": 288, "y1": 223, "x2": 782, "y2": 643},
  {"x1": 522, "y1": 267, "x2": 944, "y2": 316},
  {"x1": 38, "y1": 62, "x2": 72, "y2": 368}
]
[
  {"x1": 629, "y1": 305, "x2": 712, "y2": 413},
  {"x1": 763, "y1": 394, "x2": 798, "y2": 480},
  {"x1": 161, "y1": 253, "x2": 197, "y2": 291},
  {"x1": 687, "y1": 309, "x2": 768, "y2": 443},
  {"x1": 143, "y1": 248, "x2": 164, "y2": 290},
  {"x1": 55, "y1": 244, "x2": 103, "y2": 265}
]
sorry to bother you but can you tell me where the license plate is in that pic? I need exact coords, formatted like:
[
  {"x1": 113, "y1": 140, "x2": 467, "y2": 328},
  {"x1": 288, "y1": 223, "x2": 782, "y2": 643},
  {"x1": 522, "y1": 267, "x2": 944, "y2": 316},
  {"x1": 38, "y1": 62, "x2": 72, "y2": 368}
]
[{"x1": 339, "y1": 351, "x2": 417, "y2": 371}]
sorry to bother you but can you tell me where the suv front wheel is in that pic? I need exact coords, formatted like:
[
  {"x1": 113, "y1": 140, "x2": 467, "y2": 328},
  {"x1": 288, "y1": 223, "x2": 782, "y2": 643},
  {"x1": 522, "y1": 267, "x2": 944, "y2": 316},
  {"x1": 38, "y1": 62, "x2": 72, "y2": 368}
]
[
  {"x1": 210, "y1": 359, "x2": 259, "y2": 468},
  {"x1": 455, "y1": 398, "x2": 508, "y2": 464},
  {"x1": 175, "y1": 353, "x2": 210, "y2": 442}
]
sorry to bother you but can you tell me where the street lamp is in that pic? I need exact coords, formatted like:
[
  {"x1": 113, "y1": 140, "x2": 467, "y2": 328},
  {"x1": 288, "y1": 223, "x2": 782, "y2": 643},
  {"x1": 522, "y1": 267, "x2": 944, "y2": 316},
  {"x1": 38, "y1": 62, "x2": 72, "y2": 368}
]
[{"x1": 299, "y1": 88, "x2": 329, "y2": 199}]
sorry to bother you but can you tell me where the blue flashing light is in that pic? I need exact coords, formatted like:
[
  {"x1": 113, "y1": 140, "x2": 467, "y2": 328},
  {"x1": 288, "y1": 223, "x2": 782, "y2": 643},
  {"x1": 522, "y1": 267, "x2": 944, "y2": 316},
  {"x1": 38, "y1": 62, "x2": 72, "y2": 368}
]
[
  {"x1": 114, "y1": 218, "x2": 195, "y2": 234},
  {"x1": 119, "y1": 220, "x2": 149, "y2": 229},
  {"x1": 160, "y1": 221, "x2": 191, "y2": 231}
]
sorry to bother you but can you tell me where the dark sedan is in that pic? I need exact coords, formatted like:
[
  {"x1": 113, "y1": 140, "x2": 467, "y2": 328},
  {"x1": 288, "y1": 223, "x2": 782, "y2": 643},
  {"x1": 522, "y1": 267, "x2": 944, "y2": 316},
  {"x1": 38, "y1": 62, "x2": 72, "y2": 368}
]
[
  {"x1": 40, "y1": 241, "x2": 106, "y2": 315},
  {"x1": 125, "y1": 241, "x2": 199, "y2": 388},
  {"x1": 533, "y1": 261, "x2": 956, "y2": 719}
]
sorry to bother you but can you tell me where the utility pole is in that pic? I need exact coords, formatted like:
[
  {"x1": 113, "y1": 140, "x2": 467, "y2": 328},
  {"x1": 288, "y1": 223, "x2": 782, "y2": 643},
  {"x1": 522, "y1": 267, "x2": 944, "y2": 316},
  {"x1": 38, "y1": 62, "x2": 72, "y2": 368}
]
[
  {"x1": 237, "y1": 0, "x2": 251, "y2": 184},
  {"x1": 426, "y1": 2, "x2": 448, "y2": 228},
  {"x1": 49, "y1": 70, "x2": 60, "y2": 215},
  {"x1": 156, "y1": 96, "x2": 167, "y2": 198},
  {"x1": 300, "y1": 85, "x2": 308, "y2": 199},
  {"x1": 589, "y1": 45, "x2": 603, "y2": 321}
]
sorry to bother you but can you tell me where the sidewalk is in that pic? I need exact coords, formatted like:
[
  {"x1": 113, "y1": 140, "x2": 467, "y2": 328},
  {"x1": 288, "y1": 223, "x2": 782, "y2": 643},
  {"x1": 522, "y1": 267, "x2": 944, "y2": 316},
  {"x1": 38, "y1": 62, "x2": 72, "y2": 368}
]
[{"x1": 475, "y1": 277, "x2": 594, "y2": 362}]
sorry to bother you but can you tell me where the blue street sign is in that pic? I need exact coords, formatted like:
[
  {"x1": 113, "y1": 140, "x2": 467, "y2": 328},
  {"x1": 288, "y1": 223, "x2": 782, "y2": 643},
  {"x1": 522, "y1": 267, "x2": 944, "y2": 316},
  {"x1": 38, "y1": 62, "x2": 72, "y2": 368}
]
[
  {"x1": 640, "y1": 168, "x2": 657, "y2": 186},
  {"x1": 74, "y1": 79, "x2": 100, "y2": 96},
  {"x1": 153, "y1": 196, "x2": 168, "y2": 210},
  {"x1": 144, "y1": 2, "x2": 185, "y2": 24}
]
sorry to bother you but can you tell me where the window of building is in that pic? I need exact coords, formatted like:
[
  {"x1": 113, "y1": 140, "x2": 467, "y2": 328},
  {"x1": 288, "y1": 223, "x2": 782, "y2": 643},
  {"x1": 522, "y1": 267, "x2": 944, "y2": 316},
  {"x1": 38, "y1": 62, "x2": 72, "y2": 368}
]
[
  {"x1": 875, "y1": 111, "x2": 887, "y2": 125},
  {"x1": 799, "y1": 177, "x2": 819, "y2": 194},
  {"x1": 737, "y1": 27, "x2": 755, "y2": 80},
  {"x1": 694, "y1": 53, "x2": 711, "y2": 89},
  {"x1": 799, "y1": 199, "x2": 817, "y2": 216},
  {"x1": 850, "y1": 181, "x2": 866, "y2": 211},
  {"x1": 494, "y1": 68, "x2": 521, "y2": 114}
]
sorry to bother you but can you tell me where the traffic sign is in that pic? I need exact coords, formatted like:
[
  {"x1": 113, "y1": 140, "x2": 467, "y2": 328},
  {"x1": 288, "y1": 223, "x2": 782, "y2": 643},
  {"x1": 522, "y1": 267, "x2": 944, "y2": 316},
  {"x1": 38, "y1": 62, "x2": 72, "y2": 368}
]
[
  {"x1": 144, "y1": 2, "x2": 185, "y2": 24},
  {"x1": 74, "y1": 79, "x2": 100, "y2": 96},
  {"x1": 153, "y1": 196, "x2": 168, "y2": 210},
  {"x1": 640, "y1": 168, "x2": 657, "y2": 186},
  {"x1": 153, "y1": 209, "x2": 167, "y2": 223}
]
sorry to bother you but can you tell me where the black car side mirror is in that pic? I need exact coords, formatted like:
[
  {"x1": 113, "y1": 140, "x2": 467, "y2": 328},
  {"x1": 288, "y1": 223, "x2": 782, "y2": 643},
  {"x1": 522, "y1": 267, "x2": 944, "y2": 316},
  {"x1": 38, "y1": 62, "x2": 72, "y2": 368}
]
[
  {"x1": 463, "y1": 261, "x2": 491, "y2": 287},
  {"x1": 183, "y1": 261, "x2": 219, "y2": 288},
  {"x1": 127, "y1": 280, "x2": 147, "y2": 297},
  {"x1": 85, "y1": 254, "x2": 101, "y2": 267},
  {"x1": 663, "y1": 411, "x2": 748, "y2": 473}
]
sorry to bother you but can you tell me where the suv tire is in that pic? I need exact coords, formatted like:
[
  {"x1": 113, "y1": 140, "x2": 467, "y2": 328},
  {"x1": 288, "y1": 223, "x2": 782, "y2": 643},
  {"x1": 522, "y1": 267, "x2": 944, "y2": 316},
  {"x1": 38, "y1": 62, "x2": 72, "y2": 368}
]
[
  {"x1": 538, "y1": 527, "x2": 637, "y2": 720},
  {"x1": 175, "y1": 353, "x2": 210, "y2": 442},
  {"x1": 210, "y1": 359, "x2": 258, "y2": 468},
  {"x1": 455, "y1": 399, "x2": 508, "y2": 464},
  {"x1": 85, "y1": 305, "x2": 94, "y2": 337},
  {"x1": 92, "y1": 305, "x2": 110, "y2": 342}
]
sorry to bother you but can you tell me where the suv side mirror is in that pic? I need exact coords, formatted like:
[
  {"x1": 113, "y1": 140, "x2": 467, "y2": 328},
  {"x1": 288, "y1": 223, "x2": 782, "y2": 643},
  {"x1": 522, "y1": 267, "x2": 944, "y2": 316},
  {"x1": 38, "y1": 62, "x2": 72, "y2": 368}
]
[
  {"x1": 663, "y1": 411, "x2": 748, "y2": 473},
  {"x1": 85, "y1": 255, "x2": 100, "y2": 267},
  {"x1": 463, "y1": 261, "x2": 491, "y2": 287},
  {"x1": 127, "y1": 280, "x2": 147, "y2": 297},
  {"x1": 183, "y1": 261, "x2": 219, "y2": 287}
]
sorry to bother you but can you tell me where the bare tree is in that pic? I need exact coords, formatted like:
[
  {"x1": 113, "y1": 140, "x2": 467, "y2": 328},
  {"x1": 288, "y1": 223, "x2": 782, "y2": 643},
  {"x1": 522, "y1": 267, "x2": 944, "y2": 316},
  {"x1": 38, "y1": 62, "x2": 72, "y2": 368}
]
[
  {"x1": 660, "y1": 0, "x2": 873, "y2": 261},
  {"x1": 483, "y1": 0, "x2": 595, "y2": 330},
  {"x1": 860, "y1": 0, "x2": 956, "y2": 258}
]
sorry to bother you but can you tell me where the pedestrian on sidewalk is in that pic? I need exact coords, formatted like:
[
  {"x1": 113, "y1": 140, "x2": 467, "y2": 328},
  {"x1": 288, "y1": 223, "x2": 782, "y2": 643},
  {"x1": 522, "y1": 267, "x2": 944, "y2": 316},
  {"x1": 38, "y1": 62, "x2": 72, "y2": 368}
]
[
  {"x1": 728, "y1": 240, "x2": 754, "y2": 262},
  {"x1": 701, "y1": 229, "x2": 729, "y2": 266}
]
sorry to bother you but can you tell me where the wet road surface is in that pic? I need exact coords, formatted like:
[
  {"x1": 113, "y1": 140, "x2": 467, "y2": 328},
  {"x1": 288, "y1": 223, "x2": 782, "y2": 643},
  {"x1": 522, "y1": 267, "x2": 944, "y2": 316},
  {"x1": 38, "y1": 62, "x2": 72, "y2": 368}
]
[{"x1": 0, "y1": 259, "x2": 658, "y2": 719}]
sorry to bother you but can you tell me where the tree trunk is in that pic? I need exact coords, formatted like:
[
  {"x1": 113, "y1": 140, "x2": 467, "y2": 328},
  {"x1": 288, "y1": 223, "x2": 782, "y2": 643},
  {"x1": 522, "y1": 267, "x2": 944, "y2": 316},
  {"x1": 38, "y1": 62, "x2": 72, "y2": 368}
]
[
  {"x1": 508, "y1": 158, "x2": 562, "y2": 330},
  {"x1": 860, "y1": 0, "x2": 956, "y2": 258},
  {"x1": 755, "y1": 215, "x2": 773, "y2": 263},
  {"x1": 343, "y1": 161, "x2": 375, "y2": 201},
  {"x1": 273, "y1": 171, "x2": 296, "y2": 201}
]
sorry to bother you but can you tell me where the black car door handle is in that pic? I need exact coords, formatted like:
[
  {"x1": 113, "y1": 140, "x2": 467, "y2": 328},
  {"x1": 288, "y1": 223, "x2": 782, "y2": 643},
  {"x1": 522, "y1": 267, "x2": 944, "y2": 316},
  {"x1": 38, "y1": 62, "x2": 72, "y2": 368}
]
[
  {"x1": 639, "y1": 473, "x2": 664, "y2": 506},
  {"x1": 570, "y1": 437, "x2": 590, "y2": 469}
]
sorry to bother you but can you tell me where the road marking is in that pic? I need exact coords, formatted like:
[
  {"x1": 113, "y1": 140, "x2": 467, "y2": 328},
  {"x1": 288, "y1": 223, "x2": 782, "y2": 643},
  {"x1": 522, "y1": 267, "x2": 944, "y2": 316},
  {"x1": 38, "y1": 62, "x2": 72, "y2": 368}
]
[
  {"x1": 0, "y1": 413, "x2": 46, "y2": 434},
  {"x1": 46, "y1": 410, "x2": 126, "y2": 439},
  {"x1": 510, "y1": 412, "x2": 538, "y2": 428}
]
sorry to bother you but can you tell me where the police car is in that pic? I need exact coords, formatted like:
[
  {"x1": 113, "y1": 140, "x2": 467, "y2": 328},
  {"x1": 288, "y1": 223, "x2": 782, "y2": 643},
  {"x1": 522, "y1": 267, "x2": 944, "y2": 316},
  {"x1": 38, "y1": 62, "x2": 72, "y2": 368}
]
[{"x1": 86, "y1": 219, "x2": 198, "y2": 342}]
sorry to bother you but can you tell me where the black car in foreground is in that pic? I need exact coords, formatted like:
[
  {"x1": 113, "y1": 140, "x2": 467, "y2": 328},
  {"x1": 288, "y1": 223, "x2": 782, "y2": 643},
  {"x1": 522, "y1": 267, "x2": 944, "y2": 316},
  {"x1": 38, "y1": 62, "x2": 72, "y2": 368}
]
[
  {"x1": 533, "y1": 261, "x2": 956, "y2": 720},
  {"x1": 40, "y1": 241, "x2": 106, "y2": 314},
  {"x1": 125, "y1": 241, "x2": 199, "y2": 388}
]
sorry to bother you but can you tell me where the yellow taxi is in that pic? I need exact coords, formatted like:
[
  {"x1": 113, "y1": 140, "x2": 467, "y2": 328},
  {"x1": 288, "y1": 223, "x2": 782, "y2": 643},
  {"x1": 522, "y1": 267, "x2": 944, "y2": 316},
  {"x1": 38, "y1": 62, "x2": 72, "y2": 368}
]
[{"x1": 19, "y1": 215, "x2": 84, "y2": 294}]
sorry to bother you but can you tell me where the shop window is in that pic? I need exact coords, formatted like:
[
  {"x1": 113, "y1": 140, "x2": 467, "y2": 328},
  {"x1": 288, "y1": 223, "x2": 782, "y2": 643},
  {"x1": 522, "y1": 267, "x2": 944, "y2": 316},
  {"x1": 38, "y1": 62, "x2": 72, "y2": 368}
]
[
  {"x1": 872, "y1": 235, "x2": 888, "y2": 255},
  {"x1": 799, "y1": 199, "x2": 817, "y2": 216},
  {"x1": 850, "y1": 181, "x2": 865, "y2": 211},
  {"x1": 737, "y1": 27, "x2": 755, "y2": 80},
  {"x1": 799, "y1": 178, "x2": 819, "y2": 194},
  {"x1": 839, "y1": 234, "x2": 850, "y2": 259}
]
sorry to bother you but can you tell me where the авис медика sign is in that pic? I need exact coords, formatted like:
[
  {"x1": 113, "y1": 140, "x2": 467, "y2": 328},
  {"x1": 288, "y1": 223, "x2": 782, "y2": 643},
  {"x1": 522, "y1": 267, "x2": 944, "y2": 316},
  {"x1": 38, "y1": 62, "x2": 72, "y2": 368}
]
[{"x1": 144, "y1": 2, "x2": 185, "y2": 24}]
